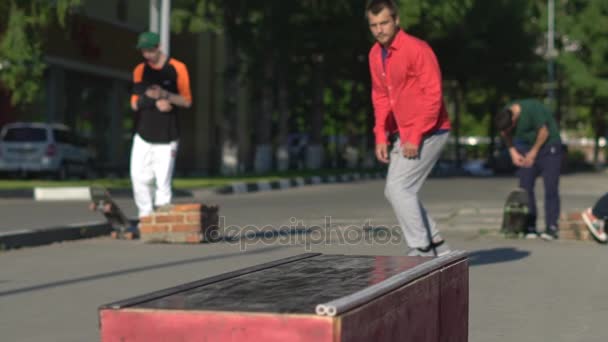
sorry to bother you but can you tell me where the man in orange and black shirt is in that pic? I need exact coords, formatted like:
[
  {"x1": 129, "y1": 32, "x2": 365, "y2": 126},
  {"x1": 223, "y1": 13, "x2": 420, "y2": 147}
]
[{"x1": 129, "y1": 31, "x2": 192, "y2": 218}]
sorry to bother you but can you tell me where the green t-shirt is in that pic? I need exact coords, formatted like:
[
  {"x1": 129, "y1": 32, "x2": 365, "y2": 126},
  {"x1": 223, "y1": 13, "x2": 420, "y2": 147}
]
[{"x1": 509, "y1": 99, "x2": 561, "y2": 146}]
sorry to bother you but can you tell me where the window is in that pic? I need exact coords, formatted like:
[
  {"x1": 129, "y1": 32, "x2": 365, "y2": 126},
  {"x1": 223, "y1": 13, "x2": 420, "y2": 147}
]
[{"x1": 2, "y1": 128, "x2": 48, "y2": 142}]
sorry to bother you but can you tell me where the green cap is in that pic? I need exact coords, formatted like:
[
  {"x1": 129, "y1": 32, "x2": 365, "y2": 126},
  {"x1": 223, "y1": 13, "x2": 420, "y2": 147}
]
[{"x1": 136, "y1": 32, "x2": 160, "y2": 49}]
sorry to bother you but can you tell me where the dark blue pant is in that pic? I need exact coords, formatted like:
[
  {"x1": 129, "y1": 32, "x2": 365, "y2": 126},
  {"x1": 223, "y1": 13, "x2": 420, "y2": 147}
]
[
  {"x1": 592, "y1": 193, "x2": 608, "y2": 219},
  {"x1": 515, "y1": 142, "x2": 562, "y2": 232}
]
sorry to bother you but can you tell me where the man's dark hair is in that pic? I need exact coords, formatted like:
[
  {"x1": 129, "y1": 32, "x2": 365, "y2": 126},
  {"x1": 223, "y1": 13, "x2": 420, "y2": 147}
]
[
  {"x1": 495, "y1": 108, "x2": 514, "y2": 132},
  {"x1": 366, "y1": 0, "x2": 399, "y2": 19}
]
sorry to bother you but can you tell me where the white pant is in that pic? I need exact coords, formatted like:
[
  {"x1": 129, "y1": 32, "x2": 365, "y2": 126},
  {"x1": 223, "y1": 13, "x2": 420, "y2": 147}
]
[{"x1": 130, "y1": 134, "x2": 178, "y2": 218}]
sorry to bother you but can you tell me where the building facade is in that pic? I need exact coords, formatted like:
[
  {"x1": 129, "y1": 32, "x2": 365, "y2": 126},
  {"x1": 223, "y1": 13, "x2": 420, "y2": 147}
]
[{"x1": 0, "y1": 0, "x2": 227, "y2": 175}]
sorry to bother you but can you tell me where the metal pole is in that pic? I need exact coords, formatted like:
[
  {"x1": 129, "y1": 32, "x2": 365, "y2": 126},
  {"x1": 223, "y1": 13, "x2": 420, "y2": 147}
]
[
  {"x1": 316, "y1": 251, "x2": 468, "y2": 317},
  {"x1": 160, "y1": 0, "x2": 172, "y2": 55},
  {"x1": 547, "y1": 0, "x2": 555, "y2": 106},
  {"x1": 149, "y1": 0, "x2": 159, "y2": 33}
]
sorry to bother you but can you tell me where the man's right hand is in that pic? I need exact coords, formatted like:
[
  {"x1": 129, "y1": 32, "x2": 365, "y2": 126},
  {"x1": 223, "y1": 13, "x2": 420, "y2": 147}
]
[
  {"x1": 145, "y1": 85, "x2": 162, "y2": 99},
  {"x1": 375, "y1": 144, "x2": 389, "y2": 164},
  {"x1": 509, "y1": 147, "x2": 526, "y2": 167}
]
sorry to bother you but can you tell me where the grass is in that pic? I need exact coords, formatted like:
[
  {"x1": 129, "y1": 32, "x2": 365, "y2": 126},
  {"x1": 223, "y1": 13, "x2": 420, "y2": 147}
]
[{"x1": 0, "y1": 168, "x2": 384, "y2": 190}]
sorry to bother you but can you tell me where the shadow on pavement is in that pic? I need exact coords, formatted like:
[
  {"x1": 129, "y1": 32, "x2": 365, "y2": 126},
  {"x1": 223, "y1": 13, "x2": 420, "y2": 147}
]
[
  {"x1": 0, "y1": 245, "x2": 287, "y2": 298},
  {"x1": 468, "y1": 247, "x2": 531, "y2": 267}
]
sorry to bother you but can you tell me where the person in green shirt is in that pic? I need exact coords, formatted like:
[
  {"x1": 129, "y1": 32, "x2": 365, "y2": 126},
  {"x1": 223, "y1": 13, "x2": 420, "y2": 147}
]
[{"x1": 495, "y1": 98, "x2": 562, "y2": 240}]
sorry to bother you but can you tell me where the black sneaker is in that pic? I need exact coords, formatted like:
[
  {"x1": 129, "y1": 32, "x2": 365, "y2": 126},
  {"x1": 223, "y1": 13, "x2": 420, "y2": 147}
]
[{"x1": 540, "y1": 227, "x2": 558, "y2": 241}]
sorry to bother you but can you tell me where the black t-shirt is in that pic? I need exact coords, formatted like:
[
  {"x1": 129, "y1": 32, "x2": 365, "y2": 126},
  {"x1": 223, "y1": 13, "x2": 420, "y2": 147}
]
[{"x1": 130, "y1": 57, "x2": 192, "y2": 143}]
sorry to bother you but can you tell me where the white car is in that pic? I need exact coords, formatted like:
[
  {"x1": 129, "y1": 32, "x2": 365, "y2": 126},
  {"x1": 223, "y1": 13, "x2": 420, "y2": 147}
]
[{"x1": 0, "y1": 122, "x2": 94, "y2": 179}]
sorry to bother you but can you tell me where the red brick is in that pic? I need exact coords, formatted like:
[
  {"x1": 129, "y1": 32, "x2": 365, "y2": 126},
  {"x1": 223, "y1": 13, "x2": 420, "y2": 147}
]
[
  {"x1": 578, "y1": 227, "x2": 592, "y2": 241},
  {"x1": 559, "y1": 221, "x2": 593, "y2": 241},
  {"x1": 155, "y1": 214, "x2": 185, "y2": 224},
  {"x1": 567, "y1": 212, "x2": 583, "y2": 221},
  {"x1": 172, "y1": 204, "x2": 204, "y2": 212},
  {"x1": 172, "y1": 224, "x2": 202, "y2": 233},
  {"x1": 559, "y1": 229, "x2": 578, "y2": 240},
  {"x1": 185, "y1": 214, "x2": 202, "y2": 223},
  {"x1": 139, "y1": 216, "x2": 154, "y2": 224},
  {"x1": 139, "y1": 224, "x2": 171, "y2": 234}
]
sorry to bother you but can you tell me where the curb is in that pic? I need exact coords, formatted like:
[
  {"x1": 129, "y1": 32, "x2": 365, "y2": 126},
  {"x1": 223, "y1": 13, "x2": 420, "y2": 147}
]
[
  {"x1": 0, "y1": 188, "x2": 194, "y2": 201},
  {"x1": 0, "y1": 171, "x2": 388, "y2": 200},
  {"x1": 0, "y1": 222, "x2": 113, "y2": 251},
  {"x1": 215, "y1": 172, "x2": 386, "y2": 195}
]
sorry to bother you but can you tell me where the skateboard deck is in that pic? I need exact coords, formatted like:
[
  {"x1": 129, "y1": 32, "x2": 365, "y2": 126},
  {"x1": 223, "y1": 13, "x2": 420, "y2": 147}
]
[
  {"x1": 90, "y1": 186, "x2": 135, "y2": 239},
  {"x1": 501, "y1": 188, "x2": 530, "y2": 237}
]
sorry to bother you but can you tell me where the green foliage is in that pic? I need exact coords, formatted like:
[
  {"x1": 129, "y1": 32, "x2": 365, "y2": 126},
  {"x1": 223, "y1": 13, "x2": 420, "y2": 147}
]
[
  {"x1": 460, "y1": 112, "x2": 491, "y2": 137},
  {"x1": 557, "y1": 0, "x2": 608, "y2": 101},
  {"x1": 2, "y1": 0, "x2": 604, "y2": 161},
  {"x1": 171, "y1": 0, "x2": 223, "y2": 34},
  {"x1": 0, "y1": 0, "x2": 81, "y2": 106}
]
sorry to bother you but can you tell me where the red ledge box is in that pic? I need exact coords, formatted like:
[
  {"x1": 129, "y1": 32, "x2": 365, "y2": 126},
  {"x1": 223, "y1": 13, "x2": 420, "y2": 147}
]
[{"x1": 99, "y1": 252, "x2": 469, "y2": 342}]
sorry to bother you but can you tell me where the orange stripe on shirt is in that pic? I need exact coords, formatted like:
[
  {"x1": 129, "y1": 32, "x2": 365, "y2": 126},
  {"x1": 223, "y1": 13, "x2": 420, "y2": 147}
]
[
  {"x1": 169, "y1": 58, "x2": 192, "y2": 104},
  {"x1": 131, "y1": 63, "x2": 145, "y2": 108}
]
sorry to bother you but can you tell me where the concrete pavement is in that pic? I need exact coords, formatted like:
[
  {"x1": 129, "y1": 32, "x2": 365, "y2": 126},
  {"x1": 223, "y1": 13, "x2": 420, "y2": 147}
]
[
  {"x1": 1, "y1": 172, "x2": 604, "y2": 235},
  {"x1": 1, "y1": 172, "x2": 608, "y2": 341}
]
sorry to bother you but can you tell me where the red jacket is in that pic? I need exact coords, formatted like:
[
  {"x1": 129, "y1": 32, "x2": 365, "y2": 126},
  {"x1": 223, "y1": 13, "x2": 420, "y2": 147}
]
[{"x1": 369, "y1": 30, "x2": 451, "y2": 146}]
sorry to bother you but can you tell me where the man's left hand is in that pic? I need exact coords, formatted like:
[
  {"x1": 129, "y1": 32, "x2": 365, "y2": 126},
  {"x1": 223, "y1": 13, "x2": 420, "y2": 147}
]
[
  {"x1": 402, "y1": 142, "x2": 419, "y2": 159},
  {"x1": 156, "y1": 99, "x2": 173, "y2": 112}
]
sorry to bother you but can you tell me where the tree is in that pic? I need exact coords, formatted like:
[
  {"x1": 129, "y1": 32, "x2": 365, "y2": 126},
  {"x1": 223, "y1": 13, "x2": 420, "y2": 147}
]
[
  {"x1": 0, "y1": 0, "x2": 81, "y2": 106},
  {"x1": 400, "y1": 0, "x2": 545, "y2": 165},
  {"x1": 555, "y1": 0, "x2": 608, "y2": 166}
]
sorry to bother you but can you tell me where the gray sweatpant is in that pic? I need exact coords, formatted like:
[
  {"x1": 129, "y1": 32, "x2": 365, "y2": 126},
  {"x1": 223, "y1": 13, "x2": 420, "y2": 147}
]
[{"x1": 385, "y1": 133, "x2": 449, "y2": 249}]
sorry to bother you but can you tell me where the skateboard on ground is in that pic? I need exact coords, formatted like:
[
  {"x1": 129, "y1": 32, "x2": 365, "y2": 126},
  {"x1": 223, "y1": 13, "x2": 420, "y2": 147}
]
[
  {"x1": 89, "y1": 186, "x2": 137, "y2": 239},
  {"x1": 500, "y1": 188, "x2": 530, "y2": 237}
]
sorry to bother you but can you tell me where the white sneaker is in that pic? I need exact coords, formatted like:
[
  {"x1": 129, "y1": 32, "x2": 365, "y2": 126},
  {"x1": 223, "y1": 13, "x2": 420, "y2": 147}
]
[
  {"x1": 582, "y1": 208, "x2": 607, "y2": 243},
  {"x1": 525, "y1": 232, "x2": 538, "y2": 239}
]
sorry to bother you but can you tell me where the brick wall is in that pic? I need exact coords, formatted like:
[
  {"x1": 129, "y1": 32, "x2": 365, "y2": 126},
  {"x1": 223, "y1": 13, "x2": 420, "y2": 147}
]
[
  {"x1": 138, "y1": 204, "x2": 219, "y2": 244},
  {"x1": 559, "y1": 211, "x2": 594, "y2": 241}
]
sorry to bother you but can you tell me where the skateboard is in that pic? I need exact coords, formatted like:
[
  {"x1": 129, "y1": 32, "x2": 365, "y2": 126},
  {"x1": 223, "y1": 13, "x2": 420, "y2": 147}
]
[
  {"x1": 500, "y1": 188, "x2": 530, "y2": 237},
  {"x1": 89, "y1": 186, "x2": 137, "y2": 239}
]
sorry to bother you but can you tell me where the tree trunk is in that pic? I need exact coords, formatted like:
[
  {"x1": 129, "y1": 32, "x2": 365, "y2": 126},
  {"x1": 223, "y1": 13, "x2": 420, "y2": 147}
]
[
  {"x1": 254, "y1": 55, "x2": 274, "y2": 173},
  {"x1": 307, "y1": 55, "x2": 325, "y2": 169},
  {"x1": 276, "y1": 63, "x2": 290, "y2": 171},
  {"x1": 592, "y1": 104, "x2": 604, "y2": 168},
  {"x1": 487, "y1": 97, "x2": 499, "y2": 169},
  {"x1": 452, "y1": 83, "x2": 463, "y2": 169},
  {"x1": 220, "y1": 6, "x2": 240, "y2": 175}
]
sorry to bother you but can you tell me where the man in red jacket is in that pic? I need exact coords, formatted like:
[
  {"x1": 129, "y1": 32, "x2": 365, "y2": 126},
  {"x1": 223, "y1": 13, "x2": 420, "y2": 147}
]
[{"x1": 367, "y1": 0, "x2": 452, "y2": 256}]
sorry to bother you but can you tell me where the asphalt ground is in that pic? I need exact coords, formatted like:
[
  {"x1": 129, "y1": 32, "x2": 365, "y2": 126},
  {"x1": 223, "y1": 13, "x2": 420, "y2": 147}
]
[{"x1": 1, "y1": 172, "x2": 607, "y2": 341}]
